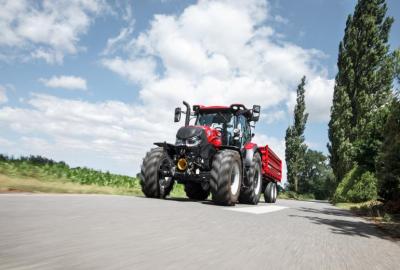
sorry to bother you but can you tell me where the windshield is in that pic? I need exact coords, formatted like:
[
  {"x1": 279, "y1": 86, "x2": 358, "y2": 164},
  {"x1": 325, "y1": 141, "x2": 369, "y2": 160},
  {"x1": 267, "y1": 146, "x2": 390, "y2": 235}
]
[{"x1": 196, "y1": 112, "x2": 234, "y2": 129}]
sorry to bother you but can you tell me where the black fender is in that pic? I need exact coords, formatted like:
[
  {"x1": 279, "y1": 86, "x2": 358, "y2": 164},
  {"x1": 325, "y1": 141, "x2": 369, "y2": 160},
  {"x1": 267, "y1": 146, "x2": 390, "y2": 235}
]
[
  {"x1": 218, "y1": 146, "x2": 243, "y2": 161},
  {"x1": 154, "y1": 142, "x2": 176, "y2": 156}
]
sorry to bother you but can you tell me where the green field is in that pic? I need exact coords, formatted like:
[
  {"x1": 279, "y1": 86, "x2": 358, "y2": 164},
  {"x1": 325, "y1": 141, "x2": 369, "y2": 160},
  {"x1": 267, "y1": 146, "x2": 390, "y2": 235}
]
[{"x1": 0, "y1": 155, "x2": 185, "y2": 197}]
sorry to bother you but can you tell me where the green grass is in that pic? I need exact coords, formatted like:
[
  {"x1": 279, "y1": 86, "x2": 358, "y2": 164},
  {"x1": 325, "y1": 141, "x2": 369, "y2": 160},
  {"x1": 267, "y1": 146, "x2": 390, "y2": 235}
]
[
  {"x1": 278, "y1": 191, "x2": 316, "y2": 201},
  {"x1": 0, "y1": 174, "x2": 140, "y2": 195},
  {"x1": 0, "y1": 155, "x2": 187, "y2": 197},
  {"x1": 335, "y1": 200, "x2": 400, "y2": 238}
]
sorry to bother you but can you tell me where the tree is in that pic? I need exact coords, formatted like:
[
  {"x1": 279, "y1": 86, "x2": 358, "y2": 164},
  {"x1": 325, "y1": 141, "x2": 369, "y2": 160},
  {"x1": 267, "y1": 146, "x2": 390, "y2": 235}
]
[
  {"x1": 394, "y1": 49, "x2": 400, "y2": 85},
  {"x1": 327, "y1": 39, "x2": 354, "y2": 182},
  {"x1": 299, "y1": 150, "x2": 335, "y2": 200},
  {"x1": 285, "y1": 76, "x2": 308, "y2": 192},
  {"x1": 328, "y1": 0, "x2": 395, "y2": 181},
  {"x1": 376, "y1": 95, "x2": 400, "y2": 201}
]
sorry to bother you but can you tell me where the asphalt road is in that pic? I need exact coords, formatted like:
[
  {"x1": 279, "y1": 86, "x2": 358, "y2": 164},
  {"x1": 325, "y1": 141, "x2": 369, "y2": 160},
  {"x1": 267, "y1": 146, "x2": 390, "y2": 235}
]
[{"x1": 0, "y1": 194, "x2": 399, "y2": 270}]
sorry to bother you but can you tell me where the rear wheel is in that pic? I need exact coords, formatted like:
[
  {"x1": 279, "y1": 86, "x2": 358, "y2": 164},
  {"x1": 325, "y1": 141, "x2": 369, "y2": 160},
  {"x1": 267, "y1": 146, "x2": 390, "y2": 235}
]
[
  {"x1": 139, "y1": 148, "x2": 174, "y2": 198},
  {"x1": 239, "y1": 153, "x2": 262, "y2": 205},
  {"x1": 264, "y1": 181, "x2": 277, "y2": 203},
  {"x1": 184, "y1": 182, "x2": 210, "y2": 200},
  {"x1": 210, "y1": 150, "x2": 242, "y2": 206}
]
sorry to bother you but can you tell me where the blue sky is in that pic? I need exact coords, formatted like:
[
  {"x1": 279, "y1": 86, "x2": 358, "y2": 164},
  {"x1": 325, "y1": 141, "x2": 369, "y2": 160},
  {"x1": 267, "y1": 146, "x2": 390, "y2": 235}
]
[{"x1": 0, "y1": 0, "x2": 399, "y2": 178}]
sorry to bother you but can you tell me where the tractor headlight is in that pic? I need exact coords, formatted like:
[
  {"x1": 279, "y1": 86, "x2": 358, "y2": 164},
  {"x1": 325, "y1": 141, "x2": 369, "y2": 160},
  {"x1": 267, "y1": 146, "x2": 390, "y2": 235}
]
[
  {"x1": 175, "y1": 136, "x2": 201, "y2": 147},
  {"x1": 175, "y1": 138, "x2": 185, "y2": 146},
  {"x1": 186, "y1": 136, "x2": 201, "y2": 147}
]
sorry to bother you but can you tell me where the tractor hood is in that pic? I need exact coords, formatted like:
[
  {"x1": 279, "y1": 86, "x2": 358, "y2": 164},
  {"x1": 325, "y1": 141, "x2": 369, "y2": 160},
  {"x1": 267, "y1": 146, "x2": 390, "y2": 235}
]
[
  {"x1": 176, "y1": 126, "x2": 222, "y2": 147},
  {"x1": 176, "y1": 126, "x2": 206, "y2": 140}
]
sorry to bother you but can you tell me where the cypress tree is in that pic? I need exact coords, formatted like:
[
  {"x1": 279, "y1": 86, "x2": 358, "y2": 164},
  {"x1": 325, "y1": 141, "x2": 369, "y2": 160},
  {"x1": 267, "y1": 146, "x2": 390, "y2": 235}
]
[
  {"x1": 394, "y1": 49, "x2": 400, "y2": 85},
  {"x1": 328, "y1": 37, "x2": 354, "y2": 182},
  {"x1": 328, "y1": 0, "x2": 394, "y2": 181},
  {"x1": 285, "y1": 76, "x2": 308, "y2": 192},
  {"x1": 376, "y1": 50, "x2": 400, "y2": 201},
  {"x1": 376, "y1": 94, "x2": 400, "y2": 201}
]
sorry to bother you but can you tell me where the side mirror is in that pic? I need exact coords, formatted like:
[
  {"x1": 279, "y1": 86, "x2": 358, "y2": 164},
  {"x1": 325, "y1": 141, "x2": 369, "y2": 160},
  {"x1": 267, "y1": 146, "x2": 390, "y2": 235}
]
[
  {"x1": 252, "y1": 105, "x2": 261, "y2": 122},
  {"x1": 174, "y1": 107, "x2": 181, "y2": 122}
]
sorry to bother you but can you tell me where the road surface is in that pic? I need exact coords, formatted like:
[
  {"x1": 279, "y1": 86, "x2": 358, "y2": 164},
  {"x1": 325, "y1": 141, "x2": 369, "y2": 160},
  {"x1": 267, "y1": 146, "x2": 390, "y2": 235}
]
[{"x1": 0, "y1": 194, "x2": 399, "y2": 270}]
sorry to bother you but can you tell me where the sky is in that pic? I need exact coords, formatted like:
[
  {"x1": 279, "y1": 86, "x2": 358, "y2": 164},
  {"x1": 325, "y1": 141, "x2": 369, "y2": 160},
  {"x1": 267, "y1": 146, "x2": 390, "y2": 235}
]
[{"x1": 0, "y1": 0, "x2": 399, "y2": 179}]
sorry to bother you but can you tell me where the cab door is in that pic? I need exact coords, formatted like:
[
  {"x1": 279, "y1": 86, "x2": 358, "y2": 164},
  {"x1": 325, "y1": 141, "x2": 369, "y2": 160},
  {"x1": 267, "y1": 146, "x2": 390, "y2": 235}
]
[{"x1": 236, "y1": 115, "x2": 251, "y2": 148}]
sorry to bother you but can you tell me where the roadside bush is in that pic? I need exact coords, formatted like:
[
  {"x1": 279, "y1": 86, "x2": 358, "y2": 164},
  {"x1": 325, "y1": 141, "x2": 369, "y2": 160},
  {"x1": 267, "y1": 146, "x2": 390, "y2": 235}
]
[{"x1": 333, "y1": 166, "x2": 378, "y2": 203}]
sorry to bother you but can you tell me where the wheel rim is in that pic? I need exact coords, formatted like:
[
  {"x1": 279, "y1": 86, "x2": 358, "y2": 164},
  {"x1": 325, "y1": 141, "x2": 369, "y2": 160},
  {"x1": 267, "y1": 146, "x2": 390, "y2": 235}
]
[
  {"x1": 230, "y1": 162, "x2": 240, "y2": 195},
  {"x1": 270, "y1": 183, "x2": 274, "y2": 200},
  {"x1": 254, "y1": 167, "x2": 261, "y2": 195}
]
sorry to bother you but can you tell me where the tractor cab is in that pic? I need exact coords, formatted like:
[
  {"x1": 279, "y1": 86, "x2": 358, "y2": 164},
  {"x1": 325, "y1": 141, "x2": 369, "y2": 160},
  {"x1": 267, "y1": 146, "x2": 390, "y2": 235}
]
[{"x1": 175, "y1": 102, "x2": 260, "y2": 148}]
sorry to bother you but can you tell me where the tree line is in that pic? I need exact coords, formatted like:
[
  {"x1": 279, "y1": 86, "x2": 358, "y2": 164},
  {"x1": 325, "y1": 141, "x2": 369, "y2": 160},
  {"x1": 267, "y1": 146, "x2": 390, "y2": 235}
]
[{"x1": 285, "y1": 0, "x2": 399, "y2": 204}]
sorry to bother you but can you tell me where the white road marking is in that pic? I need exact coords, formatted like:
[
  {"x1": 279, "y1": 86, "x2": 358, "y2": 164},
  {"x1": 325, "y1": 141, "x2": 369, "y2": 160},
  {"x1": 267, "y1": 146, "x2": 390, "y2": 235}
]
[{"x1": 225, "y1": 205, "x2": 288, "y2": 214}]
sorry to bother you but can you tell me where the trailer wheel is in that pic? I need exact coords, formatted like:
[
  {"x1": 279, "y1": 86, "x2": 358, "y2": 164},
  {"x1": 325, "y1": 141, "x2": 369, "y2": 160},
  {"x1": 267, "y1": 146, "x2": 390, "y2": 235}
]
[
  {"x1": 210, "y1": 150, "x2": 242, "y2": 206},
  {"x1": 239, "y1": 153, "x2": 262, "y2": 205},
  {"x1": 184, "y1": 182, "x2": 210, "y2": 200},
  {"x1": 264, "y1": 181, "x2": 277, "y2": 203},
  {"x1": 140, "y1": 148, "x2": 174, "y2": 198}
]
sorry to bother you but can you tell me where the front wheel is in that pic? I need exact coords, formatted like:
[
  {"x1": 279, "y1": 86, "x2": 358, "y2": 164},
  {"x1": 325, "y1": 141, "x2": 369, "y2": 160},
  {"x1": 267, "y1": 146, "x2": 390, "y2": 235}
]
[
  {"x1": 264, "y1": 181, "x2": 277, "y2": 203},
  {"x1": 139, "y1": 148, "x2": 174, "y2": 198},
  {"x1": 210, "y1": 150, "x2": 242, "y2": 206},
  {"x1": 239, "y1": 153, "x2": 262, "y2": 205}
]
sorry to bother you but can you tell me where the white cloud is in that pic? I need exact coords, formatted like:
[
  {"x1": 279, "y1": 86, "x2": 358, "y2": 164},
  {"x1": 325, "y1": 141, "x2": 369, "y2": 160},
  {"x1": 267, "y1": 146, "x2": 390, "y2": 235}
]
[
  {"x1": 0, "y1": 136, "x2": 13, "y2": 147},
  {"x1": 39, "y1": 76, "x2": 87, "y2": 91},
  {"x1": 101, "y1": 57, "x2": 157, "y2": 84},
  {"x1": 0, "y1": 85, "x2": 8, "y2": 104},
  {"x1": 102, "y1": 3, "x2": 135, "y2": 56},
  {"x1": 0, "y1": 0, "x2": 108, "y2": 64},
  {"x1": 103, "y1": 0, "x2": 331, "y2": 112},
  {"x1": 0, "y1": 93, "x2": 179, "y2": 174},
  {"x1": 261, "y1": 110, "x2": 286, "y2": 124},
  {"x1": 0, "y1": 0, "x2": 334, "y2": 176},
  {"x1": 286, "y1": 76, "x2": 334, "y2": 123},
  {"x1": 274, "y1": 15, "x2": 288, "y2": 24},
  {"x1": 305, "y1": 77, "x2": 334, "y2": 122}
]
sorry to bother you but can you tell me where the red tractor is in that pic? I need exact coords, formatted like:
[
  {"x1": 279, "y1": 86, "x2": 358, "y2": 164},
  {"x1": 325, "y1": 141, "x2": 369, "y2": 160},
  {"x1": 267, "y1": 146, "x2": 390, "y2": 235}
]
[{"x1": 139, "y1": 101, "x2": 282, "y2": 206}]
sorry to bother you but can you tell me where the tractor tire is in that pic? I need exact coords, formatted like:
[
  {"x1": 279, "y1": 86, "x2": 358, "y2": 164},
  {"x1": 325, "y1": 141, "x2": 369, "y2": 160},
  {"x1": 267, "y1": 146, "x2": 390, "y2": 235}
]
[
  {"x1": 184, "y1": 182, "x2": 210, "y2": 200},
  {"x1": 264, "y1": 181, "x2": 277, "y2": 203},
  {"x1": 239, "y1": 153, "x2": 262, "y2": 205},
  {"x1": 139, "y1": 147, "x2": 174, "y2": 199},
  {"x1": 210, "y1": 150, "x2": 242, "y2": 206}
]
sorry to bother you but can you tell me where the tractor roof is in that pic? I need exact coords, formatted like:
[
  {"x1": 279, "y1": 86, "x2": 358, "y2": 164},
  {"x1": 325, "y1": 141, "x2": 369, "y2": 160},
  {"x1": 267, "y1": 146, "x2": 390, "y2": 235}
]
[
  {"x1": 194, "y1": 104, "x2": 247, "y2": 112},
  {"x1": 193, "y1": 104, "x2": 254, "y2": 120},
  {"x1": 197, "y1": 105, "x2": 230, "y2": 110}
]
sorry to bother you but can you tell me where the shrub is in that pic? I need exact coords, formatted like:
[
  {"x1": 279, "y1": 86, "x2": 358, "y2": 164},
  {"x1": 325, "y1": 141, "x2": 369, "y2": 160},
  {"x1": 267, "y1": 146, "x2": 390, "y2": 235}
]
[{"x1": 333, "y1": 166, "x2": 378, "y2": 203}]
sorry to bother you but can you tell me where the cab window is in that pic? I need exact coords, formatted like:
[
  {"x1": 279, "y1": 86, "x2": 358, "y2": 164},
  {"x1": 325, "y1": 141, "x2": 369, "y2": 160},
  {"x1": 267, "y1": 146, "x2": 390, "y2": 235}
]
[{"x1": 237, "y1": 115, "x2": 251, "y2": 146}]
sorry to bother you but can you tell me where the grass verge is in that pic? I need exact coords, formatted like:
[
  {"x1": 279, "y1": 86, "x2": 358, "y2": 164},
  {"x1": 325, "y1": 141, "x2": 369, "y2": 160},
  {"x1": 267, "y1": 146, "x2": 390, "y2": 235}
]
[
  {"x1": 0, "y1": 155, "x2": 188, "y2": 197},
  {"x1": 335, "y1": 200, "x2": 400, "y2": 239},
  {"x1": 278, "y1": 191, "x2": 316, "y2": 201},
  {"x1": 0, "y1": 174, "x2": 142, "y2": 195}
]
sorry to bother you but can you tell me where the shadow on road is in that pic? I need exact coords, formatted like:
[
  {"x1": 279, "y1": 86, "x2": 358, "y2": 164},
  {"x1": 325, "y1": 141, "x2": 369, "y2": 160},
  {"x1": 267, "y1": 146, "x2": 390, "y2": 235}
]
[
  {"x1": 296, "y1": 207, "x2": 354, "y2": 217},
  {"x1": 289, "y1": 207, "x2": 394, "y2": 241},
  {"x1": 165, "y1": 197, "x2": 214, "y2": 206}
]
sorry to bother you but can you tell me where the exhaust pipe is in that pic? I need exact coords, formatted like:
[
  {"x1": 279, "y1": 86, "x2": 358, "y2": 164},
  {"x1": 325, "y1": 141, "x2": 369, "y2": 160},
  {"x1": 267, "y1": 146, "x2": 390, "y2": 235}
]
[{"x1": 183, "y1": 101, "x2": 190, "y2": 126}]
